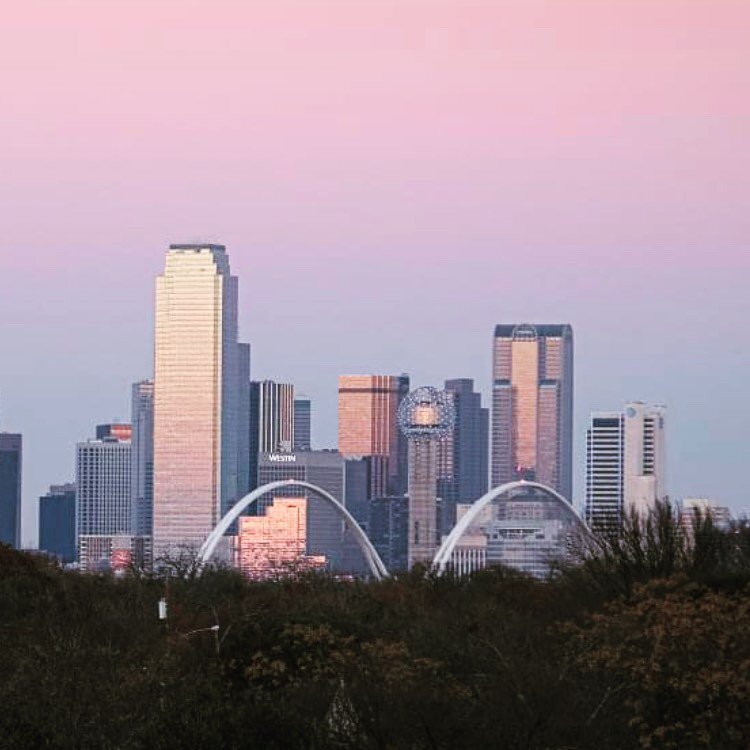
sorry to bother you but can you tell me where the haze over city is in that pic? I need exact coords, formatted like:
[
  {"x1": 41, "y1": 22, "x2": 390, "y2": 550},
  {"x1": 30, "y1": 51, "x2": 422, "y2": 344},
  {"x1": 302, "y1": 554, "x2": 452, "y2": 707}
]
[{"x1": 1, "y1": 1, "x2": 749, "y2": 548}]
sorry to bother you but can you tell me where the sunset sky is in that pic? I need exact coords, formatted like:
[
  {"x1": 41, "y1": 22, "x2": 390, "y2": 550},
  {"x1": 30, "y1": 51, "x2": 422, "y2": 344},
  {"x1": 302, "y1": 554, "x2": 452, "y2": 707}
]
[{"x1": 1, "y1": 1, "x2": 749, "y2": 544}]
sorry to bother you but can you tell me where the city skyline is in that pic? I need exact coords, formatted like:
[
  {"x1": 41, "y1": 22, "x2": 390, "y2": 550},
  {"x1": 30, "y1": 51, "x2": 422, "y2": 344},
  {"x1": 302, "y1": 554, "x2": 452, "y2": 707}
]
[{"x1": 2, "y1": 0, "x2": 749, "y2": 545}]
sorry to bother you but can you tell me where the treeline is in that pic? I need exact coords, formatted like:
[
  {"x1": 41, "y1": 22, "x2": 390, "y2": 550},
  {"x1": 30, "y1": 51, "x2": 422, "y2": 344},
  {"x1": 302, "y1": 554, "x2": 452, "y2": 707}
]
[{"x1": 1, "y1": 504, "x2": 750, "y2": 749}]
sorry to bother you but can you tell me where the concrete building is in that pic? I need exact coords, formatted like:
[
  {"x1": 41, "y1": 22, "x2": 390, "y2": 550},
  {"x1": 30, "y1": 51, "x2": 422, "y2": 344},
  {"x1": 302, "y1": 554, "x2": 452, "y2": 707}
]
[
  {"x1": 338, "y1": 374, "x2": 410, "y2": 498},
  {"x1": 680, "y1": 497, "x2": 731, "y2": 533},
  {"x1": 491, "y1": 324, "x2": 574, "y2": 501},
  {"x1": 585, "y1": 402, "x2": 667, "y2": 530},
  {"x1": 131, "y1": 380, "x2": 154, "y2": 537},
  {"x1": 38, "y1": 483, "x2": 76, "y2": 563},
  {"x1": 293, "y1": 396, "x2": 312, "y2": 451},
  {"x1": 78, "y1": 535, "x2": 152, "y2": 574},
  {"x1": 398, "y1": 387, "x2": 455, "y2": 568},
  {"x1": 0, "y1": 432, "x2": 22, "y2": 548},
  {"x1": 437, "y1": 378, "x2": 489, "y2": 534},
  {"x1": 153, "y1": 245, "x2": 251, "y2": 560}
]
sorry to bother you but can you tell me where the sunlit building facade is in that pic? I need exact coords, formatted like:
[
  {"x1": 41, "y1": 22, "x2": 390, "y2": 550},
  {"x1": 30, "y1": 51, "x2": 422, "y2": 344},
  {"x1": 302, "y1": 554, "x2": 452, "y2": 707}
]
[
  {"x1": 153, "y1": 245, "x2": 251, "y2": 560},
  {"x1": 491, "y1": 324, "x2": 574, "y2": 501},
  {"x1": 338, "y1": 374, "x2": 410, "y2": 497},
  {"x1": 234, "y1": 497, "x2": 326, "y2": 579}
]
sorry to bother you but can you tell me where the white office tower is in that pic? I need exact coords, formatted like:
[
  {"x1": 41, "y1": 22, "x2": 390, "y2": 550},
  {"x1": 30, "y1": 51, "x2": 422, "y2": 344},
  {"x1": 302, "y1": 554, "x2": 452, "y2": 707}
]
[
  {"x1": 153, "y1": 245, "x2": 250, "y2": 563},
  {"x1": 585, "y1": 402, "x2": 666, "y2": 530}
]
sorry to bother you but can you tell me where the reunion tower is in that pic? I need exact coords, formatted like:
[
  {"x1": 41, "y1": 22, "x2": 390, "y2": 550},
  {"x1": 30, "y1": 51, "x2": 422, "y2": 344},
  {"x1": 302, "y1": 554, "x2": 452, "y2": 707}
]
[{"x1": 398, "y1": 386, "x2": 456, "y2": 568}]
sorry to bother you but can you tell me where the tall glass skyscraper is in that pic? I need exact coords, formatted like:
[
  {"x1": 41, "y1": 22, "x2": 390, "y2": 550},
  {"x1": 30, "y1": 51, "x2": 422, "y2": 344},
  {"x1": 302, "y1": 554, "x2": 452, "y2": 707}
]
[
  {"x1": 491, "y1": 324, "x2": 574, "y2": 500},
  {"x1": 0, "y1": 433, "x2": 22, "y2": 548},
  {"x1": 248, "y1": 380, "x2": 294, "y2": 491},
  {"x1": 153, "y1": 245, "x2": 250, "y2": 559},
  {"x1": 338, "y1": 374, "x2": 410, "y2": 497}
]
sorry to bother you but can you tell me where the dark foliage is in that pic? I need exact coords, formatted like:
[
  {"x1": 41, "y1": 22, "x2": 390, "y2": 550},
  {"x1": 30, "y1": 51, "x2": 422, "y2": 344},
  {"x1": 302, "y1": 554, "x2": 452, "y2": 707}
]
[{"x1": 1, "y1": 505, "x2": 749, "y2": 749}]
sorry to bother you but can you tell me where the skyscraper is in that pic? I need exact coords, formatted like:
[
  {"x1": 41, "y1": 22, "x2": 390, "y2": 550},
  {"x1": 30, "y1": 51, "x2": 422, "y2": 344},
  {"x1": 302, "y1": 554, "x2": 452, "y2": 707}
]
[
  {"x1": 38, "y1": 483, "x2": 76, "y2": 563},
  {"x1": 96, "y1": 423, "x2": 133, "y2": 441},
  {"x1": 131, "y1": 380, "x2": 154, "y2": 537},
  {"x1": 585, "y1": 402, "x2": 667, "y2": 529},
  {"x1": 338, "y1": 374, "x2": 410, "y2": 497},
  {"x1": 0, "y1": 433, "x2": 22, "y2": 548},
  {"x1": 491, "y1": 324, "x2": 574, "y2": 500},
  {"x1": 153, "y1": 244, "x2": 250, "y2": 559},
  {"x1": 249, "y1": 380, "x2": 294, "y2": 490},
  {"x1": 437, "y1": 378, "x2": 489, "y2": 533},
  {"x1": 76, "y1": 434, "x2": 132, "y2": 570},
  {"x1": 293, "y1": 396, "x2": 312, "y2": 451}
]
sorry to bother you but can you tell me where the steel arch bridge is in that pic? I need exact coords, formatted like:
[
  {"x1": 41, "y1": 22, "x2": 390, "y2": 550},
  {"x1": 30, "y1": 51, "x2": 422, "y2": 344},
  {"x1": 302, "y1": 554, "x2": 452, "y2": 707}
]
[
  {"x1": 431, "y1": 480, "x2": 590, "y2": 575},
  {"x1": 197, "y1": 479, "x2": 389, "y2": 580}
]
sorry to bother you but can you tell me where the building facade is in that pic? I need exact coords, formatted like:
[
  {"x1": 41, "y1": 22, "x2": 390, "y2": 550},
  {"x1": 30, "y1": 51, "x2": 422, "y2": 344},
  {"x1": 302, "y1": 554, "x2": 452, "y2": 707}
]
[
  {"x1": 491, "y1": 324, "x2": 574, "y2": 500},
  {"x1": 38, "y1": 483, "x2": 76, "y2": 563},
  {"x1": 234, "y1": 497, "x2": 326, "y2": 579},
  {"x1": 369, "y1": 495, "x2": 409, "y2": 573},
  {"x1": 293, "y1": 396, "x2": 312, "y2": 451},
  {"x1": 0, "y1": 433, "x2": 22, "y2": 548},
  {"x1": 585, "y1": 402, "x2": 667, "y2": 529},
  {"x1": 256, "y1": 450, "x2": 346, "y2": 570},
  {"x1": 338, "y1": 374, "x2": 410, "y2": 497},
  {"x1": 153, "y1": 245, "x2": 250, "y2": 559},
  {"x1": 437, "y1": 378, "x2": 489, "y2": 534},
  {"x1": 131, "y1": 380, "x2": 154, "y2": 537},
  {"x1": 249, "y1": 380, "x2": 294, "y2": 489}
]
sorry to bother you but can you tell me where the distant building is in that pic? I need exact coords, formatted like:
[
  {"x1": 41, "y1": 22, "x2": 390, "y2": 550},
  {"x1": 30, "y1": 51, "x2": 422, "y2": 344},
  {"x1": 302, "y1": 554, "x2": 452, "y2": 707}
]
[
  {"x1": 76, "y1": 435, "x2": 131, "y2": 567},
  {"x1": 491, "y1": 324, "x2": 574, "y2": 500},
  {"x1": 294, "y1": 396, "x2": 312, "y2": 451},
  {"x1": 680, "y1": 498, "x2": 731, "y2": 533},
  {"x1": 130, "y1": 381, "x2": 154, "y2": 537},
  {"x1": 256, "y1": 450, "x2": 346, "y2": 570},
  {"x1": 438, "y1": 378, "x2": 489, "y2": 534},
  {"x1": 234, "y1": 497, "x2": 326, "y2": 579},
  {"x1": 338, "y1": 374, "x2": 410, "y2": 497},
  {"x1": 38, "y1": 484, "x2": 76, "y2": 563},
  {"x1": 78, "y1": 535, "x2": 152, "y2": 574},
  {"x1": 249, "y1": 380, "x2": 294, "y2": 489},
  {"x1": 153, "y1": 244, "x2": 251, "y2": 560},
  {"x1": 585, "y1": 402, "x2": 667, "y2": 530},
  {"x1": 398, "y1": 387, "x2": 455, "y2": 568},
  {"x1": 96, "y1": 423, "x2": 132, "y2": 441},
  {"x1": 0, "y1": 433, "x2": 22, "y2": 548},
  {"x1": 451, "y1": 485, "x2": 584, "y2": 578},
  {"x1": 369, "y1": 496, "x2": 409, "y2": 573}
]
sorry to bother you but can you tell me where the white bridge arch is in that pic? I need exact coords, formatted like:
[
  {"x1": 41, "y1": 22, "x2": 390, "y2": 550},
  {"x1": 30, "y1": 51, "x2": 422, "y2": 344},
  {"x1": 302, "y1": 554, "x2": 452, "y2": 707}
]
[
  {"x1": 432, "y1": 480, "x2": 590, "y2": 575},
  {"x1": 198, "y1": 479, "x2": 389, "y2": 580}
]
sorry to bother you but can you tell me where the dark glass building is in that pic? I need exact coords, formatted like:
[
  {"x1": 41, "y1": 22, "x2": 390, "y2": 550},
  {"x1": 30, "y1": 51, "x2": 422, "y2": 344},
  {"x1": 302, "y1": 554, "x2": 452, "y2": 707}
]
[
  {"x1": 0, "y1": 433, "x2": 22, "y2": 548},
  {"x1": 39, "y1": 484, "x2": 76, "y2": 563},
  {"x1": 369, "y1": 496, "x2": 409, "y2": 573},
  {"x1": 293, "y1": 396, "x2": 312, "y2": 451},
  {"x1": 437, "y1": 378, "x2": 489, "y2": 535}
]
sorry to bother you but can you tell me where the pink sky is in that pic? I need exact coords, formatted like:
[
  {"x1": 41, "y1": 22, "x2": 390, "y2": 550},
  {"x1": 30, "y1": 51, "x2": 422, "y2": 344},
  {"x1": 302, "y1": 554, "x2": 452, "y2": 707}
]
[{"x1": 1, "y1": 1, "x2": 749, "y2": 543}]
